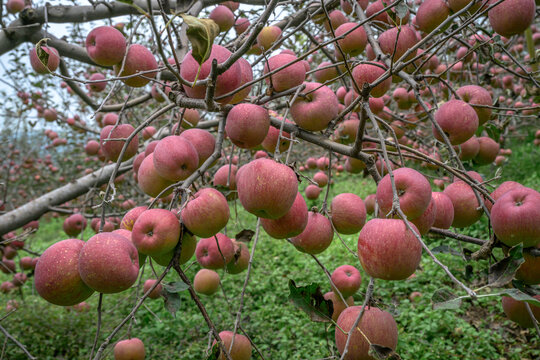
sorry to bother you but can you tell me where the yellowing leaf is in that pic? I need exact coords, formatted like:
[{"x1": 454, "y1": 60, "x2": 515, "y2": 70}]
[
  {"x1": 35, "y1": 38, "x2": 51, "y2": 73},
  {"x1": 180, "y1": 14, "x2": 220, "y2": 65}
]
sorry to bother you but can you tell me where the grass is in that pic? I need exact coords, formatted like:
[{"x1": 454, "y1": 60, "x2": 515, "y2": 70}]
[{"x1": 0, "y1": 135, "x2": 539, "y2": 359}]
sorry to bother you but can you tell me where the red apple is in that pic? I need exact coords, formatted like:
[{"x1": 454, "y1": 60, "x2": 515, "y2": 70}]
[
  {"x1": 290, "y1": 82, "x2": 339, "y2": 131},
  {"x1": 181, "y1": 188, "x2": 230, "y2": 238},
  {"x1": 193, "y1": 269, "x2": 220, "y2": 295},
  {"x1": 331, "y1": 265, "x2": 361, "y2": 298},
  {"x1": 114, "y1": 338, "x2": 145, "y2": 360},
  {"x1": 86, "y1": 26, "x2": 126, "y2": 66},
  {"x1": 132, "y1": 209, "x2": 180, "y2": 257},
  {"x1": 195, "y1": 233, "x2": 235, "y2": 269},
  {"x1": 260, "y1": 192, "x2": 308, "y2": 239},
  {"x1": 290, "y1": 212, "x2": 334, "y2": 254},
  {"x1": 225, "y1": 104, "x2": 270, "y2": 149}
]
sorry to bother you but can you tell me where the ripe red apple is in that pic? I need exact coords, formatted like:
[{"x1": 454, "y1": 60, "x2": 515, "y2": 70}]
[
  {"x1": 433, "y1": 100, "x2": 478, "y2": 145},
  {"x1": 475, "y1": 136, "x2": 500, "y2": 165},
  {"x1": 331, "y1": 265, "x2": 361, "y2": 298},
  {"x1": 84, "y1": 140, "x2": 100, "y2": 156},
  {"x1": 152, "y1": 136, "x2": 199, "y2": 181},
  {"x1": 120, "y1": 206, "x2": 147, "y2": 231},
  {"x1": 290, "y1": 82, "x2": 339, "y2": 131},
  {"x1": 341, "y1": 0, "x2": 369, "y2": 13},
  {"x1": 313, "y1": 61, "x2": 338, "y2": 83},
  {"x1": 416, "y1": 0, "x2": 449, "y2": 33},
  {"x1": 6, "y1": 0, "x2": 25, "y2": 14},
  {"x1": 313, "y1": 171, "x2": 329, "y2": 187},
  {"x1": 491, "y1": 187, "x2": 540, "y2": 248},
  {"x1": 351, "y1": 62, "x2": 391, "y2": 98},
  {"x1": 260, "y1": 192, "x2": 308, "y2": 239},
  {"x1": 137, "y1": 154, "x2": 174, "y2": 198},
  {"x1": 143, "y1": 279, "x2": 163, "y2": 299},
  {"x1": 335, "y1": 22, "x2": 367, "y2": 56},
  {"x1": 330, "y1": 193, "x2": 367, "y2": 235},
  {"x1": 257, "y1": 25, "x2": 282, "y2": 50},
  {"x1": 196, "y1": 233, "x2": 235, "y2": 269},
  {"x1": 225, "y1": 104, "x2": 270, "y2": 149},
  {"x1": 151, "y1": 233, "x2": 197, "y2": 266},
  {"x1": 226, "y1": 241, "x2": 250, "y2": 274},
  {"x1": 88, "y1": 73, "x2": 107, "y2": 92},
  {"x1": 180, "y1": 44, "x2": 242, "y2": 104},
  {"x1": 305, "y1": 184, "x2": 322, "y2": 200},
  {"x1": 486, "y1": 181, "x2": 524, "y2": 212},
  {"x1": 378, "y1": 25, "x2": 418, "y2": 61},
  {"x1": 431, "y1": 192, "x2": 454, "y2": 229},
  {"x1": 114, "y1": 44, "x2": 157, "y2": 87},
  {"x1": 114, "y1": 338, "x2": 145, "y2": 360},
  {"x1": 181, "y1": 188, "x2": 230, "y2": 238},
  {"x1": 263, "y1": 54, "x2": 306, "y2": 92},
  {"x1": 501, "y1": 295, "x2": 540, "y2": 328},
  {"x1": 209, "y1": 5, "x2": 235, "y2": 32},
  {"x1": 100, "y1": 124, "x2": 139, "y2": 162},
  {"x1": 63, "y1": 213, "x2": 87, "y2": 237},
  {"x1": 193, "y1": 269, "x2": 221, "y2": 295},
  {"x1": 335, "y1": 306, "x2": 398, "y2": 360},
  {"x1": 235, "y1": 17, "x2": 250, "y2": 35},
  {"x1": 132, "y1": 209, "x2": 180, "y2": 257},
  {"x1": 261, "y1": 120, "x2": 292, "y2": 153},
  {"x1": 364, "y1": 194, "x2": 376, "y2": 215},
  {"x1": 30, "y1": 46, "x2": 60, "y2": 74},
  {"x1": 358, "y1": 219, "x2": 422, "y2": 280},
  {"x1": 455, "y1": 85, "x2": 493, "y2": 125},
  {"x1": 19, "y1": 257, "x2": 36, "y2": 271},
  {"x1": 86, "y1": 26, "x2": 126, "y2": 66},
  {"x1": 376, "y1": 167, "x2": 432, "y2": 220},
  {"x1": 409, "y1": 196, "x2": 437, "y2": 235},
  {"x1": 455, "y1": 136, "x2": 480, "y2": 161},
  {"x1": 324, "y1": 291, "x2": 354, "y2": 321},
  {"x1": 488, "y1": 0, "x2": 536, "y2": 38},
  {"x1": 236, "y1": 158, "x2": 298, "y2": 219},
  {"x1": 213, "y1": 331, "x2": 252, "y2": 360},
  {"x1": 443, "y1": 182, "x2": 484, "y2": 228},
  {"x1": 290, "y1": 212, "x2": 334, "y2": 254},
  {"x1": 34, "y1": 239, "x2": 94, "y2": 306},
  {"x1": 78, "y1": 232, "x2": 139, "y2": 293},
  {"x1": 229, "y1": 57, "x2": 253, "y2": 104},
  {"x1": 179, "y1": 129, "x2": 216, "y2": 167}
]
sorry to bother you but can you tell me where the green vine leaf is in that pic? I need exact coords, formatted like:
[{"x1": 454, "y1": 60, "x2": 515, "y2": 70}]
[{"x1": 288, "y1": 279, "x2": 333, "y2": 322}]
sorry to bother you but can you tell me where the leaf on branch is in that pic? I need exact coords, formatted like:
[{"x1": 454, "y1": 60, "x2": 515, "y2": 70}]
[
  {"x1": 488, "y1": 244, "x2": 524, "y2": 288},
  {"x1": 163, "y1": 280, "x2": 190, "y2": 293},
  {"x1": 431, "y1": 289, "x2": 462, "y2": 310},
  {"x1": 368, "y1": 344, "x2": 402, "y2": 360},
  {"x1": 35, "y1": 38, "x2": 51, "y2": 73},
  {"x1": 500, "y1": 288, "x2": 540, "y2": 307},
  {"x1": 180, "y1": 14, "x2": 220, "y2": 66},
  {"x1": 162, "y1": 289, "x2": 182, "y2": 317},
  {"x1": 288, "y1": 279, "x2": 333, "y2": 322},
  {"x1": 235, "y1": 229, "x2": 255, "y2": 243},
  {"x1": 431, "y1": 245, "x2": 461, "y2": 256},
  {"x1": 205, "y1": 344, "x2": 220, "y2": 360},
  {"x1": 394, "y1": 2, "x2": 408, "y2": 20},
  {"x1": 511, "y1": 280, "x2": 540, "y2": 296}
]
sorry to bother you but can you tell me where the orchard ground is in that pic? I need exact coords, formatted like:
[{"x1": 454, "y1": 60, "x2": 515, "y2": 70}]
[{"x1": 1, "y1": 133, "x2": 539, "y2": 360}]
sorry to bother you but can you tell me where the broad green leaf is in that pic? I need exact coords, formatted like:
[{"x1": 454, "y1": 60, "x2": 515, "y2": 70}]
[
  {"x1": 163, "y1": 280, "x2": 189, "y2": 293},
  {"x1": 432, "y1": 288, "x2": 462, "y2": 310},
  {"x1": 500, "y1": 288, "x2": 540, "y2": 307},
  {"x1": 162, "y1": 288, "x2": 181, "y2": 317},
  {"x1": 205, "y1": 344, "x2": 220, "y2": 360},
  {"x1": 288, "y1": 279, "x2": 333, "y2": 322},
  {"x1": 180, "y1": 14, "x2": 220, "y2": 66},
  {"x1": 488, "y1": 244, "x2": 524, "y2": 288}
]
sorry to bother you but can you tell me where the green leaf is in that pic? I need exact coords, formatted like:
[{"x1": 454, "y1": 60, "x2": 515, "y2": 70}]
[
  {"x1": 500, "y1": 288, "x2": 540, "y2": 307},
  {"x1": 432, "y1": 289, "x2": 462, "y2": 310},
  {"x1": 205, "y1": 343, "x2": 220, "y2": 360},
  {"x1": 288, "y1": 279, "x2": 333, "y2": 322},
  {"x1": 163, "y1": 281, "x2": 189, "y2": 293},
  {"x1": 162, "y1": 289, "x2": 181, "y2": 317},
  {"x1": 369, "y1": 344, "x2": 402, "y2": 360},
  {"x1": 431, "y1": 245, "x2": 461, "y2": 256},
  {"x1": 180, "y1": 14, "x2": 220, "y2": 65},
  {"x1": 488, "y1": 244, "x2": 524, "y2": 288},
  {"x1": 35, "y1": 38, "x2": 51, "y2": 73}
]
